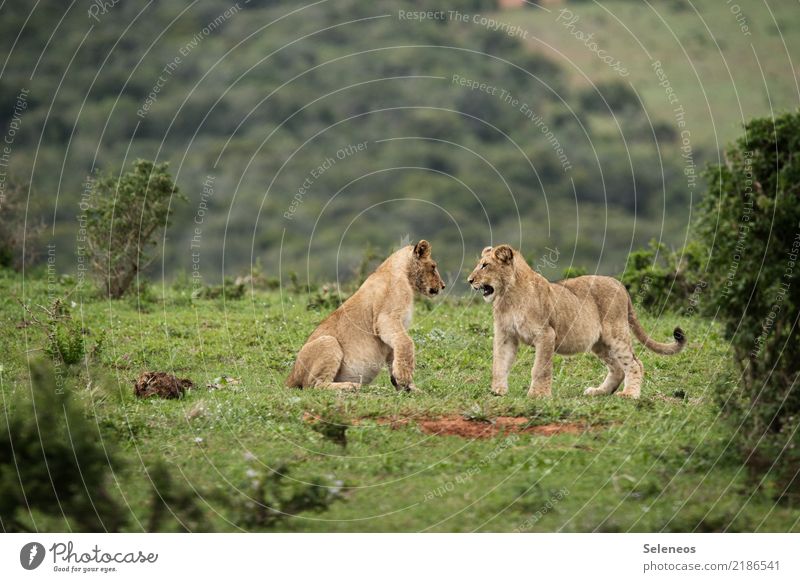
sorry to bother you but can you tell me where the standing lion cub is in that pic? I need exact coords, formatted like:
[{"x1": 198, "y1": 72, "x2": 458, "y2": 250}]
[
  {"x1": 468, "y1": 245, "x2": 685, "y2": 399},
  {"x1": 286, "y1": 240, "x2": 445, "y2": 391}
]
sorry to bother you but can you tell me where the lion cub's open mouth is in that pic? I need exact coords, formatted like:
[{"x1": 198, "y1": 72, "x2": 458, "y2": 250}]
[{"x1": 480, "y1": 284, "x2": 494, "y2": 301}]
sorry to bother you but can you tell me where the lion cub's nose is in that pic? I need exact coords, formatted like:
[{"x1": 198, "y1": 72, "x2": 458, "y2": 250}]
[{"x1": 468, "y1": 276, "x2": 474, "y2": 284}]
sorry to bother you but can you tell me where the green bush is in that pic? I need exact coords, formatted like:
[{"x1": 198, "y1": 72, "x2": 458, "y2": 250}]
[
  {"x1": 0, "y1": 361, "x2": 125, "y2": 531},
  {"x1": 145, "y1": 461, "x2": 212, "y2": 532},
  {"x1": 236, "y1": 455, "x2": 345, "y2": 530},
  {"x1": 46, "y1": 318, "x2": 85, "y2": 365},
  {"x1": 85, "y1": 160, "x2": 185, "y2": 298},
  {"x1": 698, "y1": 111, "x2": 800, "y2": 502},
  {"x1": 22, "y1": 296, "x2": 98, "y2": 367},
  {"x1": 191, "y1": 277, "x2": 246, "y2": 300},
  {"x1": 621, "y1": 239, "x2": 705, "y2": 315}
]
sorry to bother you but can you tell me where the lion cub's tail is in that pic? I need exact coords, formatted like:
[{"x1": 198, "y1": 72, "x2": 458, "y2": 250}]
[{"x1": 627, "y1": 296, "x2": 686, "y2": 355}]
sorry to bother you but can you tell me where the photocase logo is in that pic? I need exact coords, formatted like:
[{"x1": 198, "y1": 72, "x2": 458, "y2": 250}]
[{"x1": 20, "y1": 542, "x2": 46, "y2": 570}]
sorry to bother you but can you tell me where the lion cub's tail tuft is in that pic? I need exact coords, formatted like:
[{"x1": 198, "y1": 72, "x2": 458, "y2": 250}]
[{"x1": 627, "y1": 296, "x2": 687, "y2": 355}]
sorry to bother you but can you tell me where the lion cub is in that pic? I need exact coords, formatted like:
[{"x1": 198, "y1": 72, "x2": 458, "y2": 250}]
[
  {"x1": 468, "y1": 245, "x2": 685, "y2": 399},
  {"x1": 286, "y1": 240, "x2": 445, "y2": 391}
]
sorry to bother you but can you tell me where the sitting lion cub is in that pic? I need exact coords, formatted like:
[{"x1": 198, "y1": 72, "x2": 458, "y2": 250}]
[
  {"x1": 286, "y1": 240, "x2": 445, "y2": 391},
  {"x1": 468, "y1": 245, "x2": 685, "y2": 399}
]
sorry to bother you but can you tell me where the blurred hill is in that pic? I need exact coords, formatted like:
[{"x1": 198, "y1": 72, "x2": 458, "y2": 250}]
[{"x1": 1, "y1": 0, "x2": 798, "y2": 287}]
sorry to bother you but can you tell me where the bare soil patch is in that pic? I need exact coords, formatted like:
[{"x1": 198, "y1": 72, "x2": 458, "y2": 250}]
[
  {"x1": 304, "y1": 412, "x2": 589, "y2": 439},
  {"x1": 415, "y1": 416, "x2": 587, "y2": 439}
]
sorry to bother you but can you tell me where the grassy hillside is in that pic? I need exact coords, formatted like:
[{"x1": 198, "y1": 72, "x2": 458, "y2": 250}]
[
  {"x1": 2, "y1": 0, "x2": 797, "y2": 285},
  {"x1": 501, "y1": 0, "x2": 800, "y2": 149},
  {"x1": 3, "y1": 271, "x2": 798, "y2": 532}
]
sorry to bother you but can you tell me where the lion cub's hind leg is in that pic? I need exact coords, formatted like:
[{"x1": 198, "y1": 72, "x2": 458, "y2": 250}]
[
  {"x1": 614, "y1": 342, "x2": 644, "y2": 399},
  {"x1": 584, "y1": 343, "x2": 625, "y2": 396},
  {"x1": 297, "y1": 335, "x2": 360, "y2": 391}
]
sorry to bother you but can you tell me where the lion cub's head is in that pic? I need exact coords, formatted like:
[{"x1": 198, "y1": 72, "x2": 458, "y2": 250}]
[
  {"x1": 410, "y1": 240, "x2": 446, "y2": 297},
  {"x1": 468, "y1": 245, "x2": 515, "y2": 303}
]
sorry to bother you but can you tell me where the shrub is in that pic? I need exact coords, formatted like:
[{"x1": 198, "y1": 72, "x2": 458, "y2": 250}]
[
  {"x1": 236, "y1": 454, "x2": 345, "y2": 530},
  {"x1": 620, "y1": 239, "x2": 705, "y2": 315},
  {"x1": 46, "y1": 318, "x2": 86, "y2": 365},
  {"x1": 307, "y1": 404, "x2": 350, "y2": 447},
  {"x1": 145, "y1": 461, "x2": 212, "y2": 532},
  {"x1": 86, "y1": 160, "x2": 185, "y2": 298},
  {"x1": 191, "y1": 277, "x2": 246, "y2": 300},
  {"x1": 20, "y1": 296, "x2": 97, "y2": 367},
  {"x1": 306, "y1": 284, "x2": 345, "y2": 311},
  {"x1": 0, "y1": 361, "x2": 125, "y2": 531},
  {"x1": 698, "y1": 111, "x2": 800, "y2": 502}
]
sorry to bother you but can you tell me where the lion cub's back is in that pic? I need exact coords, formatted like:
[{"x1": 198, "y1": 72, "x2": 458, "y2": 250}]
[{"x1": 556, "y1": 275, "x2": 629, "y2": 319}]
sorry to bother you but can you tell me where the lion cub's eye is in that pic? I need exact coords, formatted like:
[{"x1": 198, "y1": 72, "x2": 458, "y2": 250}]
[{"x1": 480, "y1": 263, "x2": 488, "y2": 269}]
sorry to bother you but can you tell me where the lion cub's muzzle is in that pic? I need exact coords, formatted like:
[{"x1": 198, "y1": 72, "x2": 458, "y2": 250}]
[
  {"x1": 468, "y1": 277, "x2": 495, "y2": 302},
  {"x1": 426, "y1": 280, "x2": 445, "y2": 296},
  {"x1": 478, "y1": 284, "x2": 494, "y2": 301}
]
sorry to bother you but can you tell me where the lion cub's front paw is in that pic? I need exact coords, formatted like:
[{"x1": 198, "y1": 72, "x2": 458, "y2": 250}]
[
  {"x1": 392, "y1": 374, "x2": 417, "y2": 393},
  {"x1": 584, "y1": 386, "x2": 605, "y2": 396},
  {"x1": 490, "y1": 385, "x2": 508, "y2": 396},
  {"x1": 527, "y1": 385, "x2": 552, "y2": 398},
  {"x1": 616, "y1": 390, "x2": 640, "y2": 399}
]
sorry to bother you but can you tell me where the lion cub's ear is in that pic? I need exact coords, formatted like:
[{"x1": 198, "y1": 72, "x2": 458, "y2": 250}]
[
  {"x1": 494, "y1": 244, "x2": 514, "y2": 264},
  {"x1": 414, "y1": 240, "x2": 431, "y2": 259},
  {"x1": 481, "y1": 246, "x2": 493, "y2": 256}
]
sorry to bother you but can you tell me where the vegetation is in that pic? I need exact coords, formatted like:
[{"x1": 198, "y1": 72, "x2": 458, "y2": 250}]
[
  {"x1": 5, "y1": 0, "x2": 797, "y2": 281},
  {"x1": 0, "y1": 178, "x2": 41, "y2": 271},
  {"x1": 620, "y1": 239, "x2": 705, "y2": 316},
  {"x1": 0, "y1": 361, "x2": 125, "y2": 532},
  {"x1": 1, "y1": 270, "x2": 798, "y2": 532},
  {"x1": 2, "y1": 0, "x2": 799, "y2": 534},
  {"x1": 697, "y1": 111, "x2": 800, "y2": 503},
  {"x1": 85, "y1": 160, "x2": 184, "y2": 298}
]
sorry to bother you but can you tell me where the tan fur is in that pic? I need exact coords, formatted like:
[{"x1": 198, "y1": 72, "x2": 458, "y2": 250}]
[
  {"x1": 286, "y1": 240, "x2": 445, "y2": 391},
  {"x1": 468, "y1": 245, "x2": 686, "y2": 399}
]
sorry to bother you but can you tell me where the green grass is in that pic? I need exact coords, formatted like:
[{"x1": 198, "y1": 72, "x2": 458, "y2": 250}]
[
  {"x1": 498, "y1": 0, "x2": 800, "y2": 150},
  {"x1": 2, "y1": 269, "x2": 798, "y2": 532}
]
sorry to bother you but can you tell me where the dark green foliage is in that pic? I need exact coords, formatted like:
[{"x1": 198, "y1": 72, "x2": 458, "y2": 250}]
[
  {"x1": 191, "y1": 277, "x2": 246, "y2": 300},
  {"x1": 579, "y1": 80, "x2": 640, "y2": 114},
  {"x1": 145, "y1": 461, "x2": 212, "y2": 532},
  {"x1": 85, "y1": 160, "x2": 185, "y2": 299},
  {"x1": 0, "y1": 178, "x2": 42, "y2": 271},
  {"x1": 4, "y1": 0, "x2": 695, "y2": 279},
  {"x1": 305, "y1": 284, "x2": 346, "y2": 311},
  {"x1": 237, "y1": 457, "x2": 345, "y2": 530},
  {"x1": 0, "y1": 361, "x2": 125, "y2": 532},
  {"x1": 308, "y1": 405, "x2": 351, "y2": 448},
  {"x1": 698, "y1": 111, "x2": 800, "y2": 502},
  {"x1": 620, "y1": 239, "x2": 706, "y2": 314},
  {"x1": 46, "y1": 318, "x2": 86, "y2": 365}
]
